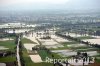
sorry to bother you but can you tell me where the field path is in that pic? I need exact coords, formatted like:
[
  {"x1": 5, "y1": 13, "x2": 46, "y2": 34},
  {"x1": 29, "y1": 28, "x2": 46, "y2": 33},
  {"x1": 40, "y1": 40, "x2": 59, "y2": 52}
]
[{"x1": 16, "y1": 36, "x2": 21, "y2": 66}]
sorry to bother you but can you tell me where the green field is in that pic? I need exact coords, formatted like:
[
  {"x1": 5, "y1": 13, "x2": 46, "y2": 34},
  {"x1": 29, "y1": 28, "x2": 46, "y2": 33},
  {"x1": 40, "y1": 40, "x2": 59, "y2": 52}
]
[
  {"x1": 20, "y1": 38, "x2": 35, "y2": 66},
  {"x1": 21, "y1": 38, "x2": 55, "y2": 66},
  {"x1": 0, "y1": 37, "x2": 16, "y2": 63},
  {"x1": 0, "y1": 39, "x2": 16, "y2": 52},
  {"x1": 61, "y1": 41, "x2": 78, "y2": 45},
  {"x1": 22, "y1": 48, "x2": 54, "y2": 66},
  {"x1": 20, "y1": 35, "x2": 100, "y2": 66},
  {"x1": 77, "y1": 36, "x2": 94, "y2": 39},
  {"x1": 38, "y1": 50, "x2": 52, "y2": 61},
  {"x1": 21, "y1": 38, "x2": 37, "y2": 44},
  {"x1": 0, "y1": 56, "x2": 16, "y2": 62}
]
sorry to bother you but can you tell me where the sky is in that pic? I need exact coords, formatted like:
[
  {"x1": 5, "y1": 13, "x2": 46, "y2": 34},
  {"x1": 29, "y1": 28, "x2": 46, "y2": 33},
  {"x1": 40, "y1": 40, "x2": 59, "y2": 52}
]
[
  {"x1": 0, "y1": 0, "x2": 69, "y2": 5},
  {"x1": 0, "y1": 0, "x2": 100, "y2": 11}
]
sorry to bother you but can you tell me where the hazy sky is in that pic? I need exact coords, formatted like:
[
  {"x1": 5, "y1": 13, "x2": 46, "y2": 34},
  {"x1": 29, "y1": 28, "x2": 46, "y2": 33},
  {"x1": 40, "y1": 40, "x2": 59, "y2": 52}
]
[
  {"x1": 0, "y1": 0, "x2": 100, "y2": 11},
  {"x1": 0, "y1": 0, "x2": 69, "y2": 5}
]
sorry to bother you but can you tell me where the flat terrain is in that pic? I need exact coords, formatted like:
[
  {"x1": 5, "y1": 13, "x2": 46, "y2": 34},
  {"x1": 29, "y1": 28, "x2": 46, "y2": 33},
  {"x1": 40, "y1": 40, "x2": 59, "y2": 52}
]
[{"x1": 0, "y1": 37, "x2": 16, "y2": 63}]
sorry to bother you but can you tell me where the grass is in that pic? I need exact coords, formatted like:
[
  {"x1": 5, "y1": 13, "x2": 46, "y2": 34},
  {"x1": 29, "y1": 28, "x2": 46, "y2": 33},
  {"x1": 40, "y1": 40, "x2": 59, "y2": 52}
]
[
  {"x1": 20, "y1": 37, "x2": 35, "y2": 66},
  {"x1": 21, "y1": 38, "x2": 37, "y2": 44},
  {"x1": 32, "y1": 62, "x2": 53, "y2": 66},
  {"x1": 49, "y1": 41, "x2": 79, "y2": 50},
  {"x1": 77, "y1": 36, "x2": 94, "y2": 39},
  {"x1": 52, "y1": 53, "x2": 64, "y2": 59},
  {"x1": 22, "y1": 48, "x2": 53, "y2": 66},
  {"x1": 93, "y1": 53, "x2": 100, "y2": 62},
  {"x1": 71, "y1": 46, "x2": 91, "y2": 50},
  {"x1": 96, "y1": 59, "x2": 100, "y2": 62},
  {"x1": 0, "y1": 37, "x2": 16, "y2": 63},
  {"x1": 0, "y1": 56, "x2": 16, "y2": 62},
  {"x1": 50, "y1": 47, "x2": 69, "y2": 50},
  {"x1": 49, "y1": 41, "x2": 80, "y2": 50},
  {"x1": 22, "y1": 48, "x2": 35, "y2": 66},
  {"x1": 0, "y1": 40, "x2": 16, "y2": 52},
  {"x1": 21, "y1": 37, "x2": 64, "y2": 65},
  {"x1": 38, "y1": 50, "x2": 52, "y2": 61},
  {"x1": 21, "y1": 41, "x2": 53, "y2": 66},
  {"x1": 76, "y1": 48, "x2": 100, "y2": 52},
  {"x1": 61, "y1": 41, "x2": 78, "y2": 45},
  {"x1": 22, "y1": 48, "x2": 54, "y2": 66},
  {"x1": 20, "y1": 36, "x2": 100, "y2": 65},
  {"x1": 50, "y1": 41, "x2": 81, "y2": 50},
  {"x1": 38, "y1": 50, "x2": 66, "y2": 60}
]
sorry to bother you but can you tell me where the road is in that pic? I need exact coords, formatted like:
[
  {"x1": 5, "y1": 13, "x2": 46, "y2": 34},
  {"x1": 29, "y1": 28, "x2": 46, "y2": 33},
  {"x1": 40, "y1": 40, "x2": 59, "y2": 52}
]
[{"x1": 16, "y1": 36, "x2": 21, "y2": 66}]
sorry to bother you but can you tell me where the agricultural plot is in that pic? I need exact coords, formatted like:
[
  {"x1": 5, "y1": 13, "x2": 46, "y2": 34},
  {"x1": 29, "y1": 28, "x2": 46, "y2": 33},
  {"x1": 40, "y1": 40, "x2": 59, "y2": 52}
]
[
  {"x1": 0, "y1": 38, "x2": 15, "y2": 51},
  {"x1": 21, "y1": 37, "x2": 54, "y2": 66},
  {"x1": 20, "y1": 32, "x2": 100, "y2": 66},
  {"x1": 83, "y1": 39, "x2": 100, "y2": 45},
  {"x1": 51, "y1": 35, "x2": 70, "y2": 43},
  {"x1": 38, "y1": 38, "x2": 64, "y2": 49},
  {"x1": 0, "y1": 37, "x2": 16, "y2": 66}
]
